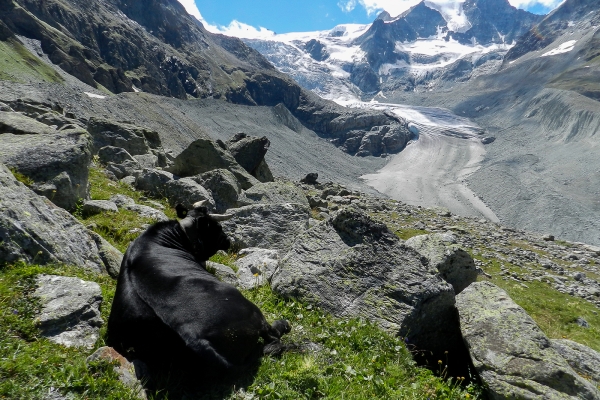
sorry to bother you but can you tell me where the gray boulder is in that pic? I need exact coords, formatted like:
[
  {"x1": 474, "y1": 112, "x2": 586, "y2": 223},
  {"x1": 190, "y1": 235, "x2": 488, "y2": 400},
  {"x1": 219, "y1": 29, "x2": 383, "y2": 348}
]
[
  {"x1": 34, "y1": 275, "x2": 103, "y2": 349},
  {"x1": 134, "y1": 168, "x2": 174, "y2": 197},
  {"x1": 221, "y1": 203, "x2": 309, "y2": 252},
  {"x1": 165, "y1": 178, "x2": 215, "y2": 210},
  {"x1": 194, "y1": 169, "x2": 241, "y2": 213},
  {"x1": 234, "y1": 248, "x2": 279, "y2": 289},
  {"x1": 106, "y1": 160, "x2": 142, "y2": 180},
  {"x1": 167, "y1": 138, "x2": 258, "y2": 189},
  {"x1": 226, "y1": 133, "x2": 272, "y2": 179},
  {"x1": 237, "y1": 180, "x2": 310, "y2": 209},
  {"x1": 87, "y1": 347, "x2": 147, "y2": 399},
  {"x1": 456, "y1": 281, "x2": 599, "y2": 400},
  {"x1": 109, "y1": 194, "x2": 136, "y2": 207},
  {"x1": 253, "y1": 159, "x2": 274, "y2": 183},
  {"x1": 97, "y1": 146, "x2": 136, "y2": 165},
  {"x1": 0, "y1": 111, "x2": 56, "y2": 135},
  {"x1": 107, "y1": 193, "x2": 168, "y2": 222},
  {"x1": 87, "y1": 118, "x2": 156, "y2": 156},
  {"x1": 122, "y1": 204, "x2": 168, "y2": 222},
  {"x1": 271, "y1": 207, "x2": 458, "y2": 357},
  {"x1": 206, "y1": 261, "x2": 238, "y2": 286},
  {"x1": 82, "y1": 200, "x2": 118, "y2": 216},
  {"x1": 0, "y1": 164, "x2": 117, "y2": 274},
  {"x1": 551, "y1": 339, "x2": 600, "y2": 384},
  {"x1": 89, "y1": 231, "x2": 124, "y2": 278},
  {"x1": 0, "y1": 128, "x2": 92, "y2": 210},
  {"x1": 405, "y1": 233, "x2": 477, "y2": 294}
]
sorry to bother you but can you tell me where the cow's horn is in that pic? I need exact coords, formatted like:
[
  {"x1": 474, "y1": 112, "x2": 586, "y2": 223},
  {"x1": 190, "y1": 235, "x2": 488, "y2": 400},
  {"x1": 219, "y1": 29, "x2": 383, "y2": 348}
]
[
  {"x1": 210, "y1": 213, "x2": 234, "y2": 222},
  {"x1": 193, "y1": 200, "x2": 209, "y2": 208}
]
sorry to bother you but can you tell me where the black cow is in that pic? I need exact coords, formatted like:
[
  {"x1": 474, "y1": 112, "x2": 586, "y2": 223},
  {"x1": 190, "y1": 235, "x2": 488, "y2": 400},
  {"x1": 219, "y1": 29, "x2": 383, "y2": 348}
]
[{"x1": 107, "y1": 202, "x2": 290, "y2": 377}]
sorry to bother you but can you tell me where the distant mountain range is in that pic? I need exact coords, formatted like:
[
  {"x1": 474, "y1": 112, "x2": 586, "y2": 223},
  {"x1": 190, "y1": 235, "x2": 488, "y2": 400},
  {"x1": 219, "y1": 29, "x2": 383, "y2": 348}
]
[{"x1": 244, "y1": 0, "x2": 543, "y2": 102}]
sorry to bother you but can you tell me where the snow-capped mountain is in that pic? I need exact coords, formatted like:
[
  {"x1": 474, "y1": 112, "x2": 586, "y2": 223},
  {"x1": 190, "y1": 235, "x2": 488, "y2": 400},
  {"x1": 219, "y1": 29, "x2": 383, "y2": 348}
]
[{"x1": 243, "y1": 0, "x2": 542, "y2": 104}]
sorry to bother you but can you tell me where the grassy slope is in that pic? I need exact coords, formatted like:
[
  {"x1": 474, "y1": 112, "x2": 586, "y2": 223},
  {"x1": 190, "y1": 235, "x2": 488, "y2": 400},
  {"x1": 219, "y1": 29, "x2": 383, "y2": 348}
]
[
  {"x1": 0, "y1": 166, "x2": 482, "y2": 399},
  {"x1": 0, "y1": 38, "x2": 63, "y2": 84}
]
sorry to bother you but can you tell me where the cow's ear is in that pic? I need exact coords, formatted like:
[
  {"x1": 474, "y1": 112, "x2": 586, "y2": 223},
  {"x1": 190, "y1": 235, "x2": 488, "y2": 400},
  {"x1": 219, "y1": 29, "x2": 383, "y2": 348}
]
[{"x1": 175, "y1": 204, "x2": 188, "y2": 219}]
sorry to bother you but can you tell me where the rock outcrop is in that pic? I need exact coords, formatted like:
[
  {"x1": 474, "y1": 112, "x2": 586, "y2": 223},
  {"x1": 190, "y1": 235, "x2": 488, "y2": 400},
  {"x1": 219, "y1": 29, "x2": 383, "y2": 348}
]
[
  {"x1": 233, "y1": 248, "x2": 279, "y2": 290},
  {"x1": 405, "y1": 233, "x2": 478, "y2": 294},
  {"x1": 0, "y1": 164, "x2": 120, "y2": 274},
  {"x1": 0, "y1": 111, "x2": 92, "y2": 210},
  {"x1": 226, "y1": 133, "x2": 274, "y2": 182},
  {"x1": 34, "y1": 275, "x2": 103, "y2": 349},
  {"x1": 167, "y1": 138, "x2": 258, "y2": 190},
  {"x1": 221, "y1": 203, "x2": 309, "y2": 252},
  {"x1": 237, "y1": 180, "x2": 310, "y2": 209},
  {"x1": 551, "y1": 339, "x2": 600, "y2": 385},
  {"x1": 456, "y1": 281, "x2": 599, "y2": 399},
  {"x1": 271, "y1": 208, "x2": 462, "y2": 362}
]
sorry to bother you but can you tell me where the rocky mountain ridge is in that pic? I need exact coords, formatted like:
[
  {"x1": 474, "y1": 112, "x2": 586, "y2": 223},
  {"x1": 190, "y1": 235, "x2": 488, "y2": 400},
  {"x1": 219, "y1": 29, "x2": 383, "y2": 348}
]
[{"x1": 244, "y1": 0, "x2": 542, "y2": 99}]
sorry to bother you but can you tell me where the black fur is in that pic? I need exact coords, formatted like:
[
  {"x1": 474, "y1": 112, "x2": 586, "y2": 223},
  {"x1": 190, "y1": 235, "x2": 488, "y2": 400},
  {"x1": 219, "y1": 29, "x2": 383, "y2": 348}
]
[{"x1": 107, "y1": 206, "x2": 290, "y2": 378}]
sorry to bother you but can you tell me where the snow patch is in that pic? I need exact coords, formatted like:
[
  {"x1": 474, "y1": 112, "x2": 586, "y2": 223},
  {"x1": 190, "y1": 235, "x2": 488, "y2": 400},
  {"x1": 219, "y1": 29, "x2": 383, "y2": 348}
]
[
  {"x1": 541, "y1": 40, "x2": 577, "y2": 57},
  {"x1": 84, "y1": 92, "x2": 106, "y2": 99},
  {"x1": 424, "y1": 0, "x2": 471, "y2": 33}
]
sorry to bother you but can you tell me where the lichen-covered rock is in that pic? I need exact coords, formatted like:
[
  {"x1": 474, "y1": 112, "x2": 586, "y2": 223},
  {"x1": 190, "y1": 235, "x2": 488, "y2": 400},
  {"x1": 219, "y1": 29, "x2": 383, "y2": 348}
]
[
  {"x1": 271, "y1": 207, "x2": 459, "y2": 359},
  {"x1": 106, "y1": 160, "x2": 142, "y2": 180},
  {"x1": 134, "y1": 168, "x2": 174, "y2": 197},
  {"x1": 34, "y1": 275, "x2": 103, "y2": 349},
  {"x1": 167, "y1": 138, "x2": 258, "y2": 189},
  {"x1": 405, "y1": 233, "x2": 477, "y2": 294},
  {"x1": 551, "y1": 339, "x2": 600, "y2": 385},
  {"x1": 97, "y1": 146, "x2": 136, "y2": 165},
  {"x1": 194, "y1": 169, "x2": 241, "y2": 213},
  {"x1": 0, "y1": 127, "x2": 92, "y2": 210},
  {"x1": 122, "y1": 204, "x2": 168, "y2": 222},
  {"x1": 237, "y1": 180, "x2": 309, "y2": 209},
  {"x1": 89, "y1": 231, "x2": 124, "y2": 278},
  {"x1": 206, "y1": 261, "x2": 238, "y2": 286},
  {"x1": 165, "y1": 178, "x2": 215, "y2": 210},
  {"x1": 82, "y1": 200, "x2": 118, "y2": 216},
  {"x1": 234, "y1": 248, "x2": 279, "y2": 289},
  {"x1": 226, "y1": 133, "x2": 271, "y2": 177},
  {"x1": 253, "y1": 159, "x2": 274, "y2": 183},
  {"x1": 0, "y1": 111, "x2": 56, "y2": 135},
  {"x1": 87, "y1": 347, "x2": 147, "y2": 399},
  {"x1": 87, "y1": 118, "x2": 156, "y2": 156},
  {"x1": 0, "y1": 163, "x2": 115, "y2": 273},
  {"x1": 221, "y1": 203, "x2": 309, "y2": 252},
  {"x1": 456, "y1": 281, "x2": 599, "y2": 400}
]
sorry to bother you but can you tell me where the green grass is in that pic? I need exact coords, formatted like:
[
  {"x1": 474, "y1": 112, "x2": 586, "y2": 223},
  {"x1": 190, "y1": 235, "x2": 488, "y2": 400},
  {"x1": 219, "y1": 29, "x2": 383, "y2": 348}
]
[
  {"x1": 0, "y1": 262, "x2": 482, "y2": 400},
  {"x1": 8, "y1": 168, "x2": 34, "y2": 187},
  {"x1": 76, "y1": 166, "x2": 177, "y2": 253},
  {"x1": 0, "y1": 263, "x2": 139, "y2": 400},
  {"x1": 394, "y1": 228, "x2": 430, "y2": 240},
  {"x1": 0, "y1": 38, "x2": 63, "y2": 83}
]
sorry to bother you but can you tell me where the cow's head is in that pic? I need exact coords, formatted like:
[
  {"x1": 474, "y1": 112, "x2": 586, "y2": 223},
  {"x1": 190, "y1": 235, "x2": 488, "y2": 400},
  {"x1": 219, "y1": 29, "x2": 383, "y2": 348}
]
[{"x1": 176, "y1": 201, "x2": 232, "y2": 261}]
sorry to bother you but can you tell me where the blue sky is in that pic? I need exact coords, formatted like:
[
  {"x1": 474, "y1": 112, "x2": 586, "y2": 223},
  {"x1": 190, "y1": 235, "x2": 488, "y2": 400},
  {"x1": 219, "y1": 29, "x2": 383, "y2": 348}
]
[{"x1": 179, "y1": 0, "x2": 563, "y2": 37}]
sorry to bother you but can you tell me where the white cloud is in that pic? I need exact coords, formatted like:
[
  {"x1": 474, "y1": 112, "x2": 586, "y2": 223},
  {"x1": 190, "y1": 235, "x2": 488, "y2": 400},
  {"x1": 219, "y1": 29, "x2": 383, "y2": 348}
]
[
  {"x1": 214, "y1": 20, "x2": 276, "y2": 39},
  {"x1": 338, "y1": 0, "x2": 358, "y2": 13},
  {"x1": 356, "y1": 0, "x2": 563, "y2": 18}
]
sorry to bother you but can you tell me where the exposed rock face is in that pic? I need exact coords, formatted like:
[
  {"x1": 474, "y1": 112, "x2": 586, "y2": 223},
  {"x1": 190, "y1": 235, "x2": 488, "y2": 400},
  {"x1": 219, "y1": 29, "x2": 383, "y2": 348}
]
[
  {"x1": 405, "y1": 233, "x2": 478, "y2": 294},
  {"x1": 226, "y1": 133, "x2": 272, "y2": 180},
  {"x1": 551, "y1": 339, "x2": 600, "y2": 385},
  {"x1": 34, "y1": 275, "x2": 103, "y2": 349},
  {"x1": 221, "y1": 203, "x2": 309, "y2": 252},
  {"x1": 0, "y1": 113, "x2": 92, "y2": 210},
  {"x1": 456, "y1": 281, "x2": 599, "y2": 399},
  {"x1": 205, "y1": 261, "x2": 238, "y2": 286},
  {"x1": 271, "y1": 208, "x2": 461, "y2": 361},
  {"x1": 168, "y1": 138, "x2": 259, "y2": 190},
  {"x1": 165, "y1": 178, "x2": 215, "y2": 210},
  {"x1": 194, "y1": 169, "x2": 241, "y2": 213},
  {"x1": 238, "y1": 180, "x2": 310, "y2": 209},
  {"x1": 305, "y1": 39, "x2": 329, "y2": 61},
  {"x1": 82, "y1": 200, "x2": 118, "y2": 216},
  {"x1": 87, "y1": 118, "x2": 167, "y2": 167},
  {"x1": 233, "y1": 248, "x2": 279, "y2": 290},
  {"x1": 0, "y1": 164, "x2": 119, "y2": 274}
]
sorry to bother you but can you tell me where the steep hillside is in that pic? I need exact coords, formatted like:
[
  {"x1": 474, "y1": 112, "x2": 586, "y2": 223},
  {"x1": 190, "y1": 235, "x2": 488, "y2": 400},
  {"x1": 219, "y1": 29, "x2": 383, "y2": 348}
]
[{"x1": 384, "y1": 0, "x2": 600, "y2": 245}]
